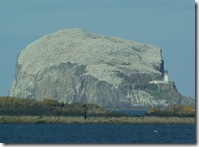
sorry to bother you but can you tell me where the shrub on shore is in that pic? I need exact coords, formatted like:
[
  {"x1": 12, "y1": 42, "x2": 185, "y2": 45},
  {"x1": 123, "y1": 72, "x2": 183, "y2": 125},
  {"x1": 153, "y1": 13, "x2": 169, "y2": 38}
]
[
  {"x1": 146, "y1": 104, "x2": 195, "y2": 117},
  {"x1": 0, "y1": 96, "x2": 107, "y2": 116}
]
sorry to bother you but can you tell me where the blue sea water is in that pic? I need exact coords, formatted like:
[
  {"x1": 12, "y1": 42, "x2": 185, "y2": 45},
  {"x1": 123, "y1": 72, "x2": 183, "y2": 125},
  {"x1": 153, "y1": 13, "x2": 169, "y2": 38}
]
[
  {"x1": 0, "y1": 123, "x2": 195, "y2": 144},
  {"x1": 115, "y1": 109, "x2": 146, "y2": 116}
]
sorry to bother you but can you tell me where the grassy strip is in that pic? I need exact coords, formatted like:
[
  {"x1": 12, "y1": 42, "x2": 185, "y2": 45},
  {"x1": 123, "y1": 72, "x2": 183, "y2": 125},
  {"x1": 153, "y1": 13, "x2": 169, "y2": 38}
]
[{"x1": 0, "y1": 116, "x2": 195, "y2": 124}]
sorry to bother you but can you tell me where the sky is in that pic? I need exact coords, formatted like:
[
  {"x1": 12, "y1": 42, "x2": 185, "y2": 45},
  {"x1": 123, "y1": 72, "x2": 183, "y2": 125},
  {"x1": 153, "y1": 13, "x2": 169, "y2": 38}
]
[{"x1": 0, "y1": 0, "x2": 195, "y2": 98}]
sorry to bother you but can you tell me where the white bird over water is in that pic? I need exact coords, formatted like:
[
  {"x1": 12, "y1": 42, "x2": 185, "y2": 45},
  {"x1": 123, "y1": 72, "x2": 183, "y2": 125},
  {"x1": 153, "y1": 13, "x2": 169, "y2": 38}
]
[{"x1": 154, "y1": 130, "x2": 158, "y2": 133}]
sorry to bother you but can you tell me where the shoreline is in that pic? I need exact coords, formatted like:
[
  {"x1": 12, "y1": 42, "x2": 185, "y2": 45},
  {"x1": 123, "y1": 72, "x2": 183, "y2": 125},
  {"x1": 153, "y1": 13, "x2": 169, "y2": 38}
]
[{"x1": 0, "y1": 115, "x2": 195, "y2": 124}]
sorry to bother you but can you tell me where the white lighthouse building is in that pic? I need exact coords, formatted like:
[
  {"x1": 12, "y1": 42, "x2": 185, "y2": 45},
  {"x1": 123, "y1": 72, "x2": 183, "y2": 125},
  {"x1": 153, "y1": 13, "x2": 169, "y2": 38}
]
[
  {"x1": 148, "y1": 69, "x2": 176, "y2": 92},
  {"x1": 163, "y1": 70, "x2": 169, "y2": 82},
  {"x1": 149, "y1": 70, "x2": 170, "y2": 84}
]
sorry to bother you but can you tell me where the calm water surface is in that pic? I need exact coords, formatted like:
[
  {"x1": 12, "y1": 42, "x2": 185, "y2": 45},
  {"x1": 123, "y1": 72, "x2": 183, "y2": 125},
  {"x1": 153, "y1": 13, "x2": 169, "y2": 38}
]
[
  {"x1": 0, "y1": 123, "x2": 195, "y2": 144},
  {"x1": 115, "y1": 109, "x2": 146, "y2": 116}
]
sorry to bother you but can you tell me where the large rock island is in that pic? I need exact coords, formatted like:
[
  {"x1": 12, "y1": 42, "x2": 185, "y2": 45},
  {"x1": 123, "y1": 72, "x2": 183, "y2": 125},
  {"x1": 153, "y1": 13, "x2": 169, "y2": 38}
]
[{"x1": 9, "y1": 28, "x2": 194, "y2": 108}]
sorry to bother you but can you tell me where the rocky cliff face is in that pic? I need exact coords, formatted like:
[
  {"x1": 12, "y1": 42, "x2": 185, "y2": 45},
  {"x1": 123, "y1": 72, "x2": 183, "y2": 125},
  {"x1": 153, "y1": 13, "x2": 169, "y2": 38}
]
[{"x1": 9, "y1": 28, "x2": 194, "y2": 108}]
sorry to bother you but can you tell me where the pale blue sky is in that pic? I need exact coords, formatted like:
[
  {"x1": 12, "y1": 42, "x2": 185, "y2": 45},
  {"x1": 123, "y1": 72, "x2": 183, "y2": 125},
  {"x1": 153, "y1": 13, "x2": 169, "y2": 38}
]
[{"x1": 0, "y1": 0, "x2": 195, "y2": 98}]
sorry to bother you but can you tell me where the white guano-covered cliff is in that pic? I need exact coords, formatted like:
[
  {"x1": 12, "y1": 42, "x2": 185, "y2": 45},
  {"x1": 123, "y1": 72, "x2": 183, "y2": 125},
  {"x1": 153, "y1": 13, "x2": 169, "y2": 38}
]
[{"x1": 10, "y1": 28, "x2": 189, "y2": 108}]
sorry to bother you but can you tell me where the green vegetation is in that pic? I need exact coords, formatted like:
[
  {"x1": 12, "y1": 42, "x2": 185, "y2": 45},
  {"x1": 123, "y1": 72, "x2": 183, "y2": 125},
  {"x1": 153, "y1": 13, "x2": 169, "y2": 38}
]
[
  {"x1": 146, "y1": 104, "x2": 195, "y2": 117},
  {"x1": 0, "y1": 97, "x2": 195, "y2": 124},
  {"x1": 0, "y1": 96, "x2": 107, "y2": 116}
]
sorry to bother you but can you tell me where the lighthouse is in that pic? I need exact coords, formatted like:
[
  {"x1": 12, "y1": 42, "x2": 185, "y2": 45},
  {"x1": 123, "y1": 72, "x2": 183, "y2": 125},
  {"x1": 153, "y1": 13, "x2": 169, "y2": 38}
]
[
  {"x1": 163, "y1": 70, "x2": 169, "y2": 82},
  {"x1": 149, "y1": 70, "x2": 176, "y2": 92}
]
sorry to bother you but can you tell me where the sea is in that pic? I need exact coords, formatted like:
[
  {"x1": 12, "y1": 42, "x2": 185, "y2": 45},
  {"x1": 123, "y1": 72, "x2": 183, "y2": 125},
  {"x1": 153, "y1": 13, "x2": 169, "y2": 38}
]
[
  {"x1": 114, "y1": 109, "x2": 147, "y2": 116},
  {"x1": 0, "y1": 110, "x2": 196, "y2": 144},
  {"x1": 0, "y1": 123, "x2": 195, "y2": 144}
]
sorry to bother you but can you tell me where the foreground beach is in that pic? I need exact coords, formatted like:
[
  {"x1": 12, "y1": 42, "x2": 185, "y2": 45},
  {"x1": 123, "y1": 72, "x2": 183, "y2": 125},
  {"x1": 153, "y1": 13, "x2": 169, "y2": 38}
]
[{"x1": 0, "y1": 115, "x2": 195, "y2": 124}]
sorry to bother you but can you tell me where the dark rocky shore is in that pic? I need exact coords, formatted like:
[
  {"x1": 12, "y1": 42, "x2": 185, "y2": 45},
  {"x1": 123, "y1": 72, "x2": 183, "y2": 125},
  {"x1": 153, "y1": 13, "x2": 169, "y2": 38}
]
[{"x1": 0, "y1": 115, "x2": 195, "y2": 124}]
